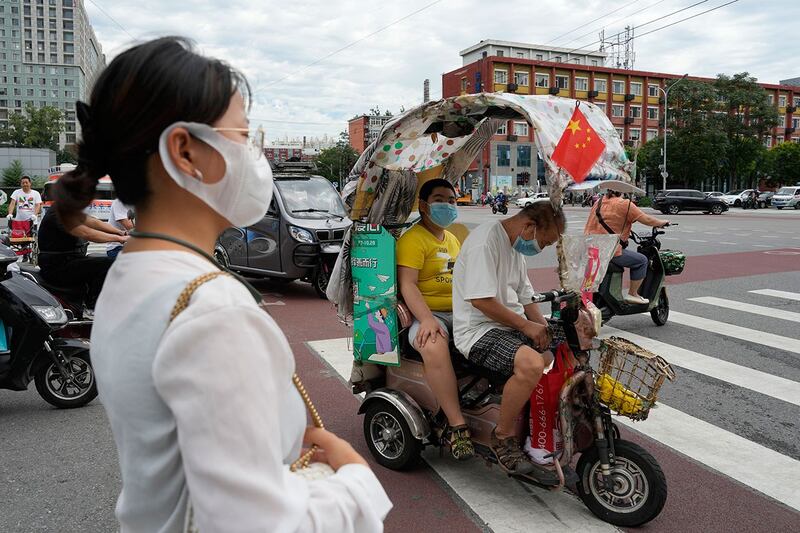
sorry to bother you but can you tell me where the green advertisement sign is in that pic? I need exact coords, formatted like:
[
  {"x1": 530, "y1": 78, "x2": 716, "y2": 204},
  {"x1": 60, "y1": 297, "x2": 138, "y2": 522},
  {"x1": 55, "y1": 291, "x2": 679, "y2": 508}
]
[{"x1": 352, "y1": 224, "x2": 400, "y2": 366}]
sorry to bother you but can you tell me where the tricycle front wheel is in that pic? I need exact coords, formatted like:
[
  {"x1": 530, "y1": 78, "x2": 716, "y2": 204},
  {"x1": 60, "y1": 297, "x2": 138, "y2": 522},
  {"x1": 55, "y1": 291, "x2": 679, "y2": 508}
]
[{"x1": 576, "y1": 439, "x2": 667, "y2": 527}]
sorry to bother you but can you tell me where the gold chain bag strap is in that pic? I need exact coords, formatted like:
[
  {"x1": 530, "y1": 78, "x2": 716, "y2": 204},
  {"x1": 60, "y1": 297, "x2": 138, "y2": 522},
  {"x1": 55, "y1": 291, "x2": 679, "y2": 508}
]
[{"x1": 172, "y1": 272, "x2": 333, "y2": 533}]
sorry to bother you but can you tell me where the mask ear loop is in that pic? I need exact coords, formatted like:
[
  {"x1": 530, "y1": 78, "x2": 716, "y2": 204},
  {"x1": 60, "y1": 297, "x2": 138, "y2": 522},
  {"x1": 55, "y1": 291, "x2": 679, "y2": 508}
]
[{"x1": 194, "y1": 168, "x2": 204, "y2": 182}]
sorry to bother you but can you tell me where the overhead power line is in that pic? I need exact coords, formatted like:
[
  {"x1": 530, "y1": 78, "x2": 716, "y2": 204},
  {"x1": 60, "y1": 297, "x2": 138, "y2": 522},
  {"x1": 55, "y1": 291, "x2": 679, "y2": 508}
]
[
  {"x1": 261, "y1": 0, "x2": 445, "y2": 89},
  {"x1": 545, "y1": 0, "x2": 642, "y2": 45},
  {"x1": 558, "y1": 0, "x2": 668, "y2": 48},
  {"x1": 578, "y1": 0, "x2": 741, "y2": 58},
  {"x1": 85, "y1": 0, "x2": 136, "y2": 40},
  {"x1": 562, "y1": 0, "x2": 712, "y2": 57}
]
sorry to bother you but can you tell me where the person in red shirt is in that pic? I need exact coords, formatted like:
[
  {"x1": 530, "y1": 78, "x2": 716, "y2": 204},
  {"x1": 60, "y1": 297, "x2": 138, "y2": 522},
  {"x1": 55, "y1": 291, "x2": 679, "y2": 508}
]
[{"x1": 584, "y1": 190, "x2": 668, "y2": 305}]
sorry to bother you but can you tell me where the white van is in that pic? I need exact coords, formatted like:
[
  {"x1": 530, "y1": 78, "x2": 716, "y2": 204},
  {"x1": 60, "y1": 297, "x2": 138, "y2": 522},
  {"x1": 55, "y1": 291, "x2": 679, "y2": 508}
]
[{"x1": 771, "y1": 186, "x2": 800, "y2": 210}]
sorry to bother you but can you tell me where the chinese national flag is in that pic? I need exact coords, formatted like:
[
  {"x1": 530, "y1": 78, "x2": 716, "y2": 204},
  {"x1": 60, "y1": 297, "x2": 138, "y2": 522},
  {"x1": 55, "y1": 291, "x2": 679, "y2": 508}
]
[{"x1": 551, "y1": 106, "x2": 606, "y2": 183}]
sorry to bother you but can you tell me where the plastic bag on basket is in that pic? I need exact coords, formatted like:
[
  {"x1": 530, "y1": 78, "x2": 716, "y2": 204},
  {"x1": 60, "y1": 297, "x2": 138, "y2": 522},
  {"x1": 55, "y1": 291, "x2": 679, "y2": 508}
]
[{"x1": 557, "y1": 234, "x2": 619, "y2": 295}]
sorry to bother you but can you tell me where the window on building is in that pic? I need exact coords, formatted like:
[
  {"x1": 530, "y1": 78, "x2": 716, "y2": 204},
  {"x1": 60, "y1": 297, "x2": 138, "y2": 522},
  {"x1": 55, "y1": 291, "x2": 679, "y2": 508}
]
[
  {"x1": 63, "y1": 43, "x2": 73, "y2": 53},
  {"x1": 573, "y1": 58, "x2": 581, "y2": 64},
  {"x1": 514, "y1": 71, "x2": 529, "y2": 86},
  {"x1": 50, "y1": 89, "x2": 57, "y2": 98},
  {"x1": 64, "y1": 78, "x2": 74, "y2": 86},
  {"x1": 48, "y1": 30, "x2": 55, "y2": 40},
  {"x1": 763, "y1": 136, "x2": 772, "y2": 147},
  {"x1": 460, "y1": 77, "x2": 467, "y2": 92},
  {"x1": 615, "y1": 127, "x2": 624, "y2": 139},
  {"x1": 39, "y1": 89, "x2": 46, "y2": 97},
  {"x1": 25, "y1": 77, "x2": 32, "y2": 84},
  {"x1": 49, "y1": 53, "x2": 56, "y2": 62},
  {"x1": 66, "y1": 133, "x2": 76, "y2": 143},
  {"x1": 593, "y1": 78, "x2": 607, "y2": 93},
  {"x1": 554, "y1": 56, "x2": 561, "y2": 63},
  {"x1": 496, "y1": 50, "x2": 504, "y2": 57},
  {"x1": 13, "y1": 88, "x2": 20, "y2": 96},
  {"x1": 48, "y1": 19, "x2": 55, "y2": 29},
  {"x1": 14, "y1": 100, "x2": 21, "y2": 108},
  {"x1": 612, "y1": 104, "x2": 624, "y2": 118},
  {"x1": 64, "y1": 54, "x2": 73, "y2": 64},
  {"x1": 629, "y1": 82, "x2": 642, "y2": 96},
  {"x1": 793, "y1": 96, "x2": 800, "y2": 107},
  {"x1": 494, "y1": 69, "x2": 508, "y2": 84},
  {"x1": 647, "y1": 106, "x2": 659, "y2": 120},
  {"x1": 793, "y1": 137, "x2": 800, "y2": 144},
  {"x1": 63, "y1": 31, "x2": 73, "y2": 42},
  {"x1": 612, "y1": 80, "x2": 625, "y2": 94},
  {"x1": 593, "y1": 101, "x2": 606, "y2": 110},
  {"x1": 516, "y1": 52, "x2": 524, "y2": 58},
  {"x1": 629, "y1": 128, "x2": 641, "y2": 145},
  {"x1": 779, "y1": 95, "x2": 787, "y2": 108},
  {"x1": 24, "y1": 51, "x2": 32, "y2": 61},
  {"x1": 49, "y1": 7, "x2": 55, "y2": 17},
  {"x1": 48, "y1": 42, "x2": 55, "y2": 51},
  {"x1": 555, "y1": 75, "x2": 569, "y2": 89},
  {"x1": 767, "y1": 94, "x2": 774, "y2": 105},
  {"x1": 63, "y1": 8, "x2": 72, "y2": 18},
  {"x1": 793, "y1": 117, "x2": 800, "y2": 129},
  {"x1": 629, "y1": 106, "x2": 641, "y2": 118},
  {"x1": 36, "y1": 6, "x2": 43, "y2": 16},
  {"x1": 517, "y1": 145, "x2": 532, "y2": 167},
  {"x1": 574, "y1": 77, "x2": 588, "y2": 91},
  {"x1": 535, "y1": 73, "x2": 549, "y2": 88},
  {"x1": 647, "y1": 129, "x2": 659, "y2": 141},
  {"x1": 535, "y1": 54, "x2": 543, "y2": 60},
  {"x1": 648, "y1": 84, "x2": 660, "y2": 98},
  {"x1": 496, "y1": 122, "x2": 507, "y2": 135},
  {"x1": 36, "y1": 17, "x2": 44, "y2": 28},
  {"x1": 50, "y1": 78, "x2": 58, "y2": 86},
  {"x1": 513, "y1": 122, "x2": 529, "y2": 136},
  {"x1": 26, "y1": 88, "x2": 34, "y2": 96},
  {"x1": 496, "y1": 144, "x2": 511, "y2": 166}
]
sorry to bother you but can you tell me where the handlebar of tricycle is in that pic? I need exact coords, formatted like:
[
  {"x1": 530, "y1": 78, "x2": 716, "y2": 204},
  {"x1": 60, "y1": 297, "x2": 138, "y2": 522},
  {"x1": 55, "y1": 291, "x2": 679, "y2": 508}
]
[{"x1": 531, "y1": 289, "x2": 570, "y2": 303}]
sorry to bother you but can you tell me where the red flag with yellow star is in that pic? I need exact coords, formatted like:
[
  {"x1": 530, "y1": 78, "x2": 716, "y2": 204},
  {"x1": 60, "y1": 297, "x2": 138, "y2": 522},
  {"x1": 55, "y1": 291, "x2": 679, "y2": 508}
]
[{"x1": 551, "y1": 106, "x2": 606, "y2": 183}]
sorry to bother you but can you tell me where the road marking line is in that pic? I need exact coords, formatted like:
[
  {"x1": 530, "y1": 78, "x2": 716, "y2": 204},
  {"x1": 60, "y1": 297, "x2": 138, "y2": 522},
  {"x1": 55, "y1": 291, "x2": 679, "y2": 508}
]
[
  {"x1": 752, "y1": 244, "x2": 771, "y2": 248},
  {"x1": 734, "y1": 233, "x2": 751, "y2": 237},
  {"x1": 306, "y1": 338, "x2": 617, "y2": 533},
  {"x1": 616, "y1": 404, "x2": 800, "y2": 512},
  {"x1": 762, "y1": 235, "x2": 779, "y2": 239},
  {"x1": 750, "y1": 289, "x2": 800, "y2": 302},
  {"x1": 669, "y1": 312, "x2": 800, "y2": 355},
  {"x1": 704, "y1": 232, "x2": 722, "y2": 235},
  {"x1": 688, "y1": 239, "x2": 708, "y2": 243},
  {"x1": 602, "y1": 326, "x2": 800, "y2": 407},
  {"x1": 689, "y1": 297, "x2": 800, "y2": 322},
  {"x1": 719, "y1": 242, "x2": 737, "y2": 245}
]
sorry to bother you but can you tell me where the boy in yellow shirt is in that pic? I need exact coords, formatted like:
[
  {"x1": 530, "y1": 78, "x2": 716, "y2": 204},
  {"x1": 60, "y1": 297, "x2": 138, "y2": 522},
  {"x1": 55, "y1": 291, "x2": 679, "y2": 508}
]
[{"x1": 396, "y1": 179, "x2": 472, "y2": 460}]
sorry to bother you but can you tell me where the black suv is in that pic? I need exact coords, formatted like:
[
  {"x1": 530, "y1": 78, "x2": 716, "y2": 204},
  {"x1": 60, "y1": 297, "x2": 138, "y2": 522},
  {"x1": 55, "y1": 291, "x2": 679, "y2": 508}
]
[{"x1": 653, "y1": 189, "x2": 728, "y2": 215}]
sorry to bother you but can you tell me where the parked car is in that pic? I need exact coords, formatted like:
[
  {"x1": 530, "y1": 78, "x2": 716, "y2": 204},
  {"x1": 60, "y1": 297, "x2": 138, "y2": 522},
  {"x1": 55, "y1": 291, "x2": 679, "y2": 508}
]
[
  {"x1": 215, "y1": 162, "x2": 350, "y2": 298},
  {"x1": 771, "y1": 186, "x2": 800, "y2": 210},
  {"x1": 721, "y1": 189, "x2": 754, "y2": 207},
  {"x1": 757, "y1": 191, "x2": 775, "y2": 208},
  {"x1": 516, "y1": 192, "x2": 549, "y2": 207},
  {"x1": 653, "y1": 189, "x2": 728, "y2": 215},
  {"x1": 706, "y1": 191, "x2": 725, "y2": 198}
]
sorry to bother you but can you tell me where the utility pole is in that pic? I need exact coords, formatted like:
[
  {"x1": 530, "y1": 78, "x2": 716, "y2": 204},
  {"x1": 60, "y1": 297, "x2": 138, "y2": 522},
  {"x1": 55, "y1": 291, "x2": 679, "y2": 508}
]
[{"x1": 657, "y1": 74, "x2": 689, "y2": 191}]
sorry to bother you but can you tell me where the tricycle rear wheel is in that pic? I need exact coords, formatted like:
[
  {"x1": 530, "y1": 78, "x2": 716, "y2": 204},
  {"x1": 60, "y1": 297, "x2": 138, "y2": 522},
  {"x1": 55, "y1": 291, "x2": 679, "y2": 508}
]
[{"x1": 576, "y1": 439, "x2": 667, "y2": 527}]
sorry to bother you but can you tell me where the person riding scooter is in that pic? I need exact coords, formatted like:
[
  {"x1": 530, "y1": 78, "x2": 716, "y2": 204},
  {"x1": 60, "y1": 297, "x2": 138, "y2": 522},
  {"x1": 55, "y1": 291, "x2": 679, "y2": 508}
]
[
  {"x1": 452, "y1": 201, "x2": 565, "y2": 483},
  {"x1": 37, "y1": 201, "x2": 128, "y2": 316},
  {"x1": 396, "y1": 178, "x2": 473, "y2": 460},
  {"x1": 584, "y1": 189, "x2": 668, "y2": 305}
]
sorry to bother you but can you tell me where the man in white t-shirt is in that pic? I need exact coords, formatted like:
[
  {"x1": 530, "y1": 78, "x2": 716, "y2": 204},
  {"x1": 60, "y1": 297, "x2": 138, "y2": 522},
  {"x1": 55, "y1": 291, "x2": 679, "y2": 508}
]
[
  {"x1": 107, "y1": 198, "x2": 134, "y2": 258},
  {"x1": 453, "y1": 201, "x2": 566, "y2": 481},
  {"x1": 7, "y1": 176, "x2": 42, "y2": 223}
]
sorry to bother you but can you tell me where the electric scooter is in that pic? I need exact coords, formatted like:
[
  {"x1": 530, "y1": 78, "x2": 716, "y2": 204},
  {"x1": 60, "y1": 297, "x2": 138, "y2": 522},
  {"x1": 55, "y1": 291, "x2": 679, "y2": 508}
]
[
  {"x1": 0, "y1": 243, "x2": 97, "y2": 408},
  {"x1": 592, "y1": 225, "x2": 684, "y2": 326}
]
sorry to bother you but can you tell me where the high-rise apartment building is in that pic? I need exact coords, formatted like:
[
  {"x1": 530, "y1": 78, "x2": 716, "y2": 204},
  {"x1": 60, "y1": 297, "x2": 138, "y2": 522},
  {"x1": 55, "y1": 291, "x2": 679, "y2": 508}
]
[{"x1": 0, "y1": 0, "x2": 105, "y2": 148}]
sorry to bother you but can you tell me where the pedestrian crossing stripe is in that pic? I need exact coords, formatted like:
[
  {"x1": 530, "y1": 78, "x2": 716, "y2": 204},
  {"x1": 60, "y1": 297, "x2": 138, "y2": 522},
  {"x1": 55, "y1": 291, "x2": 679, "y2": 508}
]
[
  {"x1": 669, "y1": 312, "x2": 800, "y2": 355},
  {"x1": 750, "y1": 289, "x2": 800, "y2": 302},
  {"x1": 688, "y1": 296, "x2": 800, "y2": 323}
]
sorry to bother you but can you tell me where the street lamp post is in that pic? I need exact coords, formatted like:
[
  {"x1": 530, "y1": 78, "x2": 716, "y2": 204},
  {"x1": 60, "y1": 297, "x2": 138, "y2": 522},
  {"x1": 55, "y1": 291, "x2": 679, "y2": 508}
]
[{"x1": 657, "y1": 73, "x2": 688, "y2": 191}]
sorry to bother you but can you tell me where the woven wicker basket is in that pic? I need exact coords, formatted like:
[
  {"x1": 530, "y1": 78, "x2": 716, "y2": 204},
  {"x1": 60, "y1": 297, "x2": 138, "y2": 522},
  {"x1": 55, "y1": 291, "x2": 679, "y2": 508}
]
[{"x1": 596, "y1": 337, "x2": 676, "y2": 421}]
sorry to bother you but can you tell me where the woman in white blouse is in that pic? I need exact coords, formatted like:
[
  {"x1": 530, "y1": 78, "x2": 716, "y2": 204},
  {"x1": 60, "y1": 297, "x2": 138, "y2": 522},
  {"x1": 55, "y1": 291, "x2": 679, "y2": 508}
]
[{"x1": 52, "y1": 36, "x2": 391, "y2": 532}]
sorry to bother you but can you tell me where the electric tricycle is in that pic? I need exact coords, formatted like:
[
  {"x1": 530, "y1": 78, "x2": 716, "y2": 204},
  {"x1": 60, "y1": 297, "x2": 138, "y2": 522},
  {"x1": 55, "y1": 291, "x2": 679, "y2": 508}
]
[{"x1": 329, "y1": 93, "x2": 676, "y2": 527}]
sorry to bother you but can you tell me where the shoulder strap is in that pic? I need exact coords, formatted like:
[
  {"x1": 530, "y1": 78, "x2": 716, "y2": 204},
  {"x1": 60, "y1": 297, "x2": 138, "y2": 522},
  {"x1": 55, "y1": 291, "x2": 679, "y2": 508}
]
[
  {"x1": 169, "y1": 271, "x2": 230, "y2": 323},
  {"x1": 594, "y1": 196, "x2": 618, "y2": 235}
]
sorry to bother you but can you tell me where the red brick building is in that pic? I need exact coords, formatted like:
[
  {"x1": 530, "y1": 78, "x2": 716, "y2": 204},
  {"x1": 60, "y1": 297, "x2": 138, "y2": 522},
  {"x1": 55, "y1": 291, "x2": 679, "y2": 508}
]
[
  {"x1": 442, "y1": 41, "x2": 800, "y2": 194},
  {"x1": 348, "y1": 114, "x2": 392, "y2": 153}
]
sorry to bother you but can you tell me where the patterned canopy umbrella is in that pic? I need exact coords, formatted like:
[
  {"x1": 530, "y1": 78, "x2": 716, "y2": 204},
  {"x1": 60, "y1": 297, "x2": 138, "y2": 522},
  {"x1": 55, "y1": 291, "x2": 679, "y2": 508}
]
[{"x1": 332, "y1": 93, "x2": 632, "y2": 320}]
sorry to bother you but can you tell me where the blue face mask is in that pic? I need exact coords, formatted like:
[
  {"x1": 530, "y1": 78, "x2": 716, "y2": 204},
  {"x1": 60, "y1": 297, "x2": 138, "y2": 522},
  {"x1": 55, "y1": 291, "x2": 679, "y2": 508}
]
[
  {"x1": 428, "y1": 202, "x2": 458, "y2": 228},
  {"x1": 513, "y1": 227, "x2": 542, "y2": 256}
]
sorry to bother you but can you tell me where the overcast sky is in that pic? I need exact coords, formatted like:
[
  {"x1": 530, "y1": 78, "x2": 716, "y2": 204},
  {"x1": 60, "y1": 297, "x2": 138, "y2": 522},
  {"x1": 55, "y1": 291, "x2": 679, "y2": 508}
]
[{"x1": 85, "y1": 0, "x2": 799, "y2": 141}]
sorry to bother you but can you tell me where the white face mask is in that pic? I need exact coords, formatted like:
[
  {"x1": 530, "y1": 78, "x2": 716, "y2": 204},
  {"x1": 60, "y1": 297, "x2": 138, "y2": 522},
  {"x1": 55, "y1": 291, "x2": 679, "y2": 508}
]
[{"x1": 159, "y1": 121, "x2": 273, "y2": 227}]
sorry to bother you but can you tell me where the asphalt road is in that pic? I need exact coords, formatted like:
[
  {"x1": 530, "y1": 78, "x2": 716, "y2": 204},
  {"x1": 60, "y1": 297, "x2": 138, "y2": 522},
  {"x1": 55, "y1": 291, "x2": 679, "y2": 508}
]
[{"x1": 1, "y1": 204, "x2": 799, "y2": 532}]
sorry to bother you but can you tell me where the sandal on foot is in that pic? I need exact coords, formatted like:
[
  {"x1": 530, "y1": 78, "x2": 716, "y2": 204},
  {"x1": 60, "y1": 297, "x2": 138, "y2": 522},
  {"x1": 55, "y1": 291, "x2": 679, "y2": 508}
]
[
  {"x1": 490, "y1": 429, "x2": 534, "y2": 475},
  {"x1": 447, "y1": 424, "x2": 475, "y2": 461}
]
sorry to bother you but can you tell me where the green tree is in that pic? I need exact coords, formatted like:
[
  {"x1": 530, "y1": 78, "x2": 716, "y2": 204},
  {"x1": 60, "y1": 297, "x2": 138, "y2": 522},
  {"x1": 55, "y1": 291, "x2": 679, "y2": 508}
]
[
  {"x1": 57, "y1": 146, "x2": 78, "y2": 165},
  {"x1": 2, "y1": 159, "x2": 26, "y2": 187},
  {"x1": 0, "y1": 103, "x2": 64, "y2": 150},
  {"x1": 317, "y1": 132, "x2": 359, "y2": 186},
  {"x1": 764, "y1": 142, "x2": 800, "y2": 187}
]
